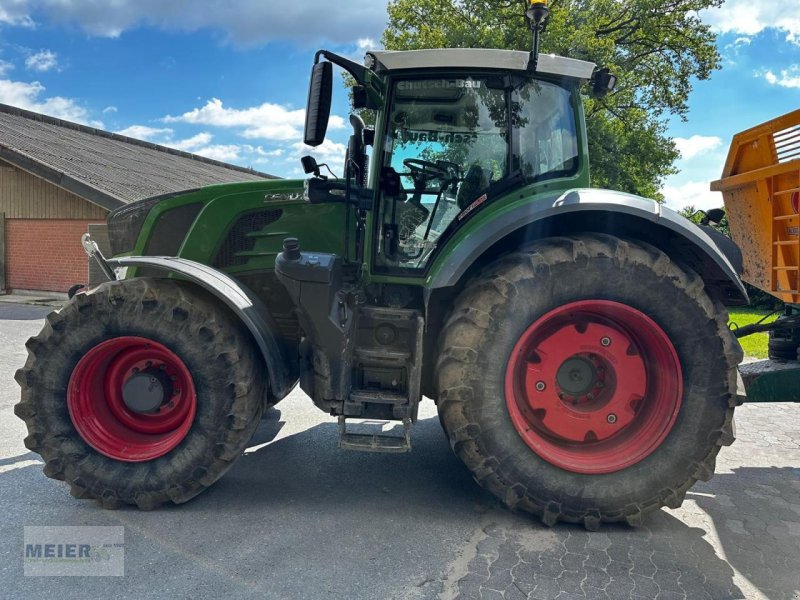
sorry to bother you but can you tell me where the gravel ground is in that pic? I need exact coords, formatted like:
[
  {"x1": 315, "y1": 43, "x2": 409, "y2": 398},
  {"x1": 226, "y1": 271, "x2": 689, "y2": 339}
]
[{"x1": 0, "y1": 302, "x2": 798, "y2": 599}]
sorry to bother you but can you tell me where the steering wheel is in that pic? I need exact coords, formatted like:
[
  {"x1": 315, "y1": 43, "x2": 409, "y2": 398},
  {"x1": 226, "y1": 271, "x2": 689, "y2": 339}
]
[{"x1": 403, "y1": 159, "x2": 450, "y2": 181}]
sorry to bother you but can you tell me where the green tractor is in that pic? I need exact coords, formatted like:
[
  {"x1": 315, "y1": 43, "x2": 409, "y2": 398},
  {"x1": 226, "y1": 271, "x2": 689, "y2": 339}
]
[{"x1": 16, "y1": 3, "x2": 746, "y2": 529}]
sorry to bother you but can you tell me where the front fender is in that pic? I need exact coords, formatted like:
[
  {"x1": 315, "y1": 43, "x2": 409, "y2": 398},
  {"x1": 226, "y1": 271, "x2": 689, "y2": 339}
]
[
  {"x1": 105, "y1": 256, "x2": 296, "y2": 401},
  {"x1": 427, "y1": 188, "x2": 748, "y2": 306}
]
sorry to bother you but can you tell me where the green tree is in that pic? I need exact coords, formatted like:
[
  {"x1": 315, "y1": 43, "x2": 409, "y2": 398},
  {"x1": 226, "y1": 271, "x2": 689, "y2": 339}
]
[{"x1": 382, "y1": 0, "x2": 723, "y2": 201}]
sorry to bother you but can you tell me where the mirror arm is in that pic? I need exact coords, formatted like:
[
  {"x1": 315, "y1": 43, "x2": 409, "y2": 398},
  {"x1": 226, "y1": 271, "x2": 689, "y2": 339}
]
[{"x1": 314, "y1": 50, "x2": 371, "y2": 86}]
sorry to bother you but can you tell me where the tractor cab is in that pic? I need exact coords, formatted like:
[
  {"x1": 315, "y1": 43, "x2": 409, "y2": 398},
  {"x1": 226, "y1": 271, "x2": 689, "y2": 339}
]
[
  {"x1": 370, "y1": 50, "x2": 590, "y2": 271},
  {"x1": 302, "y1": 47, "x2": 604, "y2": 275}
]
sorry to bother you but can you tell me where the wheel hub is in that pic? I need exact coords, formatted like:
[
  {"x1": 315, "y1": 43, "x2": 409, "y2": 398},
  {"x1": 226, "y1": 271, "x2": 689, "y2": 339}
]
[
  {"x1": 556, "y1": 356, "x2": 596, "y2": 396},
  {"x1": 505, "y1": 300, "x2": 683, "y2": 474},
  {"x1": 122, "y1": 372, "x2": 167, "y2": 413},
  {"x1": 67, "y1": 336, "x2": 197, "y2": 462}
]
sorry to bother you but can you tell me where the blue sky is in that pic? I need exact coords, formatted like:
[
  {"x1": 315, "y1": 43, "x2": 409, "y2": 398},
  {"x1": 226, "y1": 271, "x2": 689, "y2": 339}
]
[{"x1": 0, "y1": 0, "x2": 798, "y2": 210}]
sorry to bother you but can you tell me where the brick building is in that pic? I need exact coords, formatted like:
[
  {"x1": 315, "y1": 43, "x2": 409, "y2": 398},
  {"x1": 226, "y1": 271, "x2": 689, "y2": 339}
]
[{"x1": 0, "y1": 103, "x2": 274, "y2": 294}]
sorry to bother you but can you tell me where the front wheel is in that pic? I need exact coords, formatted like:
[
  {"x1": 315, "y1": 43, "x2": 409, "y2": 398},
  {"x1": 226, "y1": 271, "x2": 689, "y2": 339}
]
[
  {"x1": 436, "y1": 234, "x2": 742, "y2": 529},
  {"x1": 15, "y1": 278, "x2": 265, "y2": 509}
]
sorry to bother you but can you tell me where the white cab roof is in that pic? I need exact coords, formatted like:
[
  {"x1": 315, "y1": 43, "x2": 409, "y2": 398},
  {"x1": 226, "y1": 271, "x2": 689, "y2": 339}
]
[{"x1": 366, "y1": 49, "x2": 595, "y2": 81}]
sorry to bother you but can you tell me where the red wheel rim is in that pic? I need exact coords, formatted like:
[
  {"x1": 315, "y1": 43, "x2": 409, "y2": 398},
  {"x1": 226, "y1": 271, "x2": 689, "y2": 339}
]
[
  {"x1": 67, "y1": 336, "x2": 197, "y2": 462},
  {"x1": 504, "y1": 300, "x2": 682, "y2": 474}
]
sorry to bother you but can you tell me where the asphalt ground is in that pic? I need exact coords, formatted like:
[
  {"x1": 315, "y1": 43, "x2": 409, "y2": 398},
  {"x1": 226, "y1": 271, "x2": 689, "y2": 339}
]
[{"x1": 1, "y1": 302, "x2": 799, "y2": 599}]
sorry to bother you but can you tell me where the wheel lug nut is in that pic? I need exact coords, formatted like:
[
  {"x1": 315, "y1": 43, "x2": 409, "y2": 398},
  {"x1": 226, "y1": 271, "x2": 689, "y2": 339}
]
[
  {"x1": 607, "y1": 413, "x2": 617, "y2": 424},
  {"x1": 132, "y1": 367, "x2": 140, "y2": 374},
  {"x1": 596, "y1": 381, "x2": 605, "y2": 388},
  {"x1": 535, "y1": 381, "x2": 546, "y2": 392},
  {"x1": 601, "y1": 337, "x2": 612, "y2": 347},
  {"x1": 146, "y1": 361, "x2": 153, "y2": 367},
  {"x1": 587, "y1": 393, "x2": 595, "y2": 401},
  {"x1": 170, "y1": 375, "x2": 178, "y2": 381}
]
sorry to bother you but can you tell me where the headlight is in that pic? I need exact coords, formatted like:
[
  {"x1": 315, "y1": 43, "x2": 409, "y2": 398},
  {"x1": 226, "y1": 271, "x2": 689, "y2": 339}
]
[{"x1": 107, "y1": 196, "x2": 163, "y2": 256}]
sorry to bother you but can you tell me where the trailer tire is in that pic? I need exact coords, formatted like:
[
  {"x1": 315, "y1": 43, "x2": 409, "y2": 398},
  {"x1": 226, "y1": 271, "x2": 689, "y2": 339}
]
[
  {"x1": 768, "y1": 328, "x2": 800, "y2": 361},
  {"x1": 436, "y1": 234, "x2": 742, "y2": 529},
  {"x1": 15, "y1": 278, "x2": 265, "y2": 509}
]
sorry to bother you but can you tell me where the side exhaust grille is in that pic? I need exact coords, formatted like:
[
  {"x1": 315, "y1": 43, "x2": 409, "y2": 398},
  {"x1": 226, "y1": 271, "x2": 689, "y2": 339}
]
[{"x1": 213, "y1": 209, "x2": 283, "y2": 268}]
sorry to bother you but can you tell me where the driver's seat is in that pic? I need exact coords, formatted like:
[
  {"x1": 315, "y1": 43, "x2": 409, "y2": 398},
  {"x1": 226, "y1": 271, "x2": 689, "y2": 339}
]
[{"x1": 457, "y1": 165, "x2": 490, "y2": 209}]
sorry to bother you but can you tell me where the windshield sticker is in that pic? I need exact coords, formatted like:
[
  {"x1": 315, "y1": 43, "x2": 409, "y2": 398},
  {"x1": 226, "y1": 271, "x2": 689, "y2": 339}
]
[
  {"x1": 399, "y1": 129, "x2": 478, "y2": 144},
  {"x1": 457, "y1": 194, "x2": 488, "y2": 222},
  {"x1": 397, "y1": 80, "x2": 482, "y2": 91}
]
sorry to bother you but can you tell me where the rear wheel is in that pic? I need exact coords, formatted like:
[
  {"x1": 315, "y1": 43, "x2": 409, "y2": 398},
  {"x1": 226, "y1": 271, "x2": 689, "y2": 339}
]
[
  {"x1": 436, "y1": 234, "x2": 742, "y2": 529},
  {"x1": 15, "y1": 278, "x2": 265, "y2": 509}
]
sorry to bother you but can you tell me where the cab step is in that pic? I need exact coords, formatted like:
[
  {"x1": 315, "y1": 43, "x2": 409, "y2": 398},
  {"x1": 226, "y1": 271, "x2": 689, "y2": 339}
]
[{"x1": 337, "y1": 416, "x2": 412, "y2": 453}]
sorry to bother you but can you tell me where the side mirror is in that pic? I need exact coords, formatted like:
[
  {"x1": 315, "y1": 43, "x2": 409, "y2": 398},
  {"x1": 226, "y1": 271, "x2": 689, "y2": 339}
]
[
  {"x1": 304, "y1": 61, "x2": 333, "y2": 147},
  {"x1": 592, "y1": 68, "x2": 617, "y2": 99},
  {"x1": 301, "y1": 155, "x2": 321, "y2": 177},
  {"x1": 702, "y1": 208, "x2": 726, "y2": 226}
]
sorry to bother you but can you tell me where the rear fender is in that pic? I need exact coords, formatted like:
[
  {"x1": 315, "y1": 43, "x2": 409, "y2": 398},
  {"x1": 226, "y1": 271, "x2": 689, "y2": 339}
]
[
  {"x1": 427, "y1": 188, "x2": 748, "y2": 306},
  {"x1": 106, "y1": 256, "x2": 296, "y2": 401}
]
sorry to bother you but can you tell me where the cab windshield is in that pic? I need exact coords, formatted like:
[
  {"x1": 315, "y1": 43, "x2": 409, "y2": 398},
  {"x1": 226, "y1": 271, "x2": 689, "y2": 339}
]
[{"x1": 377, "y1": 76, "x2": 578, "y2": 271}]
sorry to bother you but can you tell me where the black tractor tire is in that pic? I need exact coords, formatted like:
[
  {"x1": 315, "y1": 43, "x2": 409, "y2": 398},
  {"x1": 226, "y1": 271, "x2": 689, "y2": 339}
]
[
  {"x1": 14, "y1": 278, "x2": 265, "y2": 509},
  {"x1": 436, "y1": 234, "x2": 742, "y2": 529}
]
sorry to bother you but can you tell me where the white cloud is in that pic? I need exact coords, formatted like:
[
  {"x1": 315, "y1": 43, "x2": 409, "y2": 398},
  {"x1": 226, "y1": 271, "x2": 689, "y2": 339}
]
[
  {"x1": 102, "y1": 105, "x2": 117, "y2": 114},
  {"x1": 722, "y1": 36, "x2": 752, "y2": 62},
  {"x1": 662, "y1": 180, "x2": 725, "y2": 212},
  {"x1": 0, "y1": 78, "x2": 99, "y2": 125},
  {"x1": 192, "y1": 144, "x2": 242, "y2": 162},
  {"x1": 346, "y1": 37, "x2": 381, "y2": 62},
  {"x1": 0, "y1": 5, "x2": 34, "y2": 27},
  {"x1": 674, "y1": 135, "x2": 723, "y2": 160},
  {"x1": 164, "y1": 97, "x2": 345, "y2": 141},
  {"x1": 110, "y1": 125, "x2": 263, "y2": 164},
  {"x1": 166, "y1": 132, "x2": 213, "y2": 151},
  {"x1": 763, "y1": 65, "x2": 800, "y2": 89},
  {"x1": 0, "y1": 1, "x2": 388, "y2": 45},
  {"x1": 0, "y1": 60, "x2": 13, "y2": 76},
  {"x1": 357, "y1": 38, "x2": 379, "y2": 52},
  {"x1": 114, "y1": 126, "x2": 228, "y2": 155},
  {"x1": 115, "y1": 124, "x2": 173, "y2": 140},
  {"x1": 25, "y1": 49, "x2": 58, "y2": 72},
  {"x1": 702, "y1": 1, "x2": 800, "y2": 45}
]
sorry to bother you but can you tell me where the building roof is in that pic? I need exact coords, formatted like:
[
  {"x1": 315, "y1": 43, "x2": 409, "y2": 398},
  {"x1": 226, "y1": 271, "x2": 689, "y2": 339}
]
[
  {"x1": 366, "y1": 49, "x2": 596, "y2": 81},
  {"x1": 0, "y1": 103, "x2": 275, "y2": 211}
]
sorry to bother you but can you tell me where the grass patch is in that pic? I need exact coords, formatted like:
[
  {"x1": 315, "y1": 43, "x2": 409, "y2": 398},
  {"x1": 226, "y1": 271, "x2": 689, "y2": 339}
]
[{"x1": 728, "y1": 307, "x2": 780, "y2": 359}]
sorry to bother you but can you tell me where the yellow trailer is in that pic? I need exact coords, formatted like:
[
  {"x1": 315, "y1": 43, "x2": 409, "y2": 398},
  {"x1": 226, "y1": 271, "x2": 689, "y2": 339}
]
[
  {"x1": 711, "y1": 110, "x2": 800, "y2": 402},
  {"x1": 711, "y1": 109, "x2": 800, "y2": 304}
]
